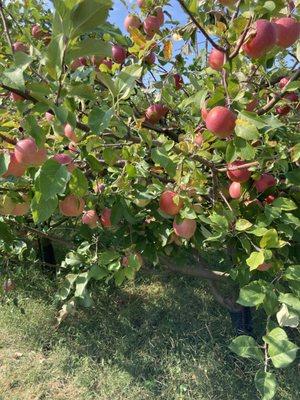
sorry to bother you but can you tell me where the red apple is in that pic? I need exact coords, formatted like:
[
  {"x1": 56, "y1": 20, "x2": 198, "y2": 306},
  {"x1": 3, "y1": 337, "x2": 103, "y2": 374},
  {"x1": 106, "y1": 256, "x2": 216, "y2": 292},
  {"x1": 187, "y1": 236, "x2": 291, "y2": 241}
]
[
  {"x1": 145, "y1": 104, "x2": 168, "y2": 124},
  {"x1": 100, "y1": 207, "x2": 112, "y2": 228},
  {"x1": 279, "y1": 77, "x2": 289, "y2": 89},
  {"x1": 229, "y1": 181, "x2": 242, "y2": 199},
  {"x1": 64, "y1": 124, "x2": 78, "y2": 143},
  {"x1": 275, "y1": 105, "x2": 290, "y2": 115},
  {"x1": 173, "y1": 218, "x2": 197, "y2": 239},
  {"x1": 112, "y1": 44, "x2": 127, "y2": 64},
  {"x1": 159, "y1": 191, "x2": 183, "y2": 216},
  {"x1": 59, "y1": 195, "x2": 85, "y2": 217},
  {"x1": 194, "y1": 133, "x2": 203, "y2": 146},
  {"x1": 14, "y1": 138, "x2": 47, "y2": 166},
  {"x1": 227, "y1": 161, "x2": 251, "y2": 183},
  {"x1": 12, "y1": 41, "x2": 28, "y2": 53},
  {"x1": 246, "y1": 98, "x2": 259, "y2": 112},
  {"x1": 273, "y1": 17, "x2": 300, "y2": 48},
  {"x1": 45, "y1": 112, "x2": 54, "y2": 123},
  {"x1": 205, "y1": 106, "x2": 236, "y2": 138},
  {"x1": 82, "y1": 210, "x2": 100, "y2": 228},
  {"x1": 173, "y1": 74, "x2": 183, "y2": 90},
  {"x1": 31, "y1": 24, "x2": 43, "y2": 39},
  {"x1": 10, "y1": 92, "x2": 24, "y2": 102},
  {"x1": 254, "y1": 173, "x2": 276, "y2": 192},
  {"x1": 143, "y1": 15, "x2": 161, "y2": 37},
  {"x1": 243, "y1": 19, "x2": 277, "y2": 58},
  {"x1": 70, "y1": 57, "x2": 87, "y2": 71},
  {"x1": 3, "y1": 152, "x2": 26, "y2": 178},
  {"x1": 124, "y1": 15, "x2": 141, "y2": 32},
  {"x1": 154, "y1": 7, "x2": 164, "y2": 26},
  {"x1": 208, "y1": 48, "x2": 225, "y2": 70},
  {"x1": 257, "y1": 262, "x2": 272, "y2": 271},
  {"x1": 264, "y1": 194, "x2": 276, "y2": 204},
  {"x1": 284, "y1": 92, "x2": 298, "y2": 102},
  {"x1": 102, "y1": 59, "x2": 113, "y2": 69},
  {"x1": 52, "y1": 153, "x2": 75, "y2": 173}
]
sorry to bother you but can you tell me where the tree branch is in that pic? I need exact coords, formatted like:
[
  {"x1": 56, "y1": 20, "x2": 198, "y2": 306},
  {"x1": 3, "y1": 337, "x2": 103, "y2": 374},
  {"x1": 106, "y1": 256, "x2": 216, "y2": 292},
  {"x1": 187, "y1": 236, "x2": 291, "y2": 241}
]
[
  {"x1": 0, "y1": 1, "x2": 13, "y2": 53},
  {"x1": 257, "y1": 68, "x2": 300, "y2": 115},
  {"x1": 229, "y1": 17, "x2": 253, "y2": 60},
  {"x1": 177, "y1": 0, "x2": 226, "y2": 53}
]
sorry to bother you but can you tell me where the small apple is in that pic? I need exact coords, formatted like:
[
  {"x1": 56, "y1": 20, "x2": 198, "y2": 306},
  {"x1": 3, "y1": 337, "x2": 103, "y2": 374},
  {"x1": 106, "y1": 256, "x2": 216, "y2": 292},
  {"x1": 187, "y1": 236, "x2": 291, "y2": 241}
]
[
  {"x1": 173, "y1": 74, "x2": 183, "y2": 90},
  {"x1": 173, "y1": 218, "x2": 197, "y2": 239},
  {"x1": 229, "y1": 182, "x2": 242, "y2": 199},
  {"x1": 208, "y1": 48, "x2": 225, "y2": 70},
  {"x1": 227, "y1": 161, "x2": 251, "y2": 183},
  {"x1": 82, "y1": 210, "x2": 100, "y2": 229},
  {"x1": 124, "y1": 15, "x2": 141, "y2": 32},
  {"x1": 45, "y1": 112, "x2": 54, "y2": 123},
  {"x1": 112, "y1": 44, "x2": 127, "y2": 64},
  {"x1": 12, "y1": 41, "x2": 28, "y2": 53},
  {"x1": 205, "y1": 106, "x2": 236, "y2": 138},
  {"x1": 100, "y1": 207, "x2": 112, "y2": 228},
  {"x1": 145, "y1": 104, "x2": 168, "y2": 124},
  {"x1": 59, "y1": 195, "x2": 85, "y2": 217},
  {"x1": 159, "y1": 191, "x2": 183, "y2": 216},
  {"x1": 273, "y1": 17, "x2": 300, "y2": 48},
  {"x1": 64, "y1": 124, "x2": 78, "y2": 143},
  {"x1": 254, "y1": 173, "x2": 276, "y2": 193},
  {"x1": 31, "y1": 24, "x2": 43, "y2": 39},
  {"x1": 243, "y1": 19, "x2": 277, "y2": 58}
]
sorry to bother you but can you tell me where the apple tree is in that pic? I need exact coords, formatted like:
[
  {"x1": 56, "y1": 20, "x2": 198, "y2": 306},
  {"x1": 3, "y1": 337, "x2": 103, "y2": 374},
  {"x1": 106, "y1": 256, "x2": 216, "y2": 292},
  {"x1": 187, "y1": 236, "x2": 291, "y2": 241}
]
[{"x1": 0, "y1": 0, "x2": 299, "y2": 398}]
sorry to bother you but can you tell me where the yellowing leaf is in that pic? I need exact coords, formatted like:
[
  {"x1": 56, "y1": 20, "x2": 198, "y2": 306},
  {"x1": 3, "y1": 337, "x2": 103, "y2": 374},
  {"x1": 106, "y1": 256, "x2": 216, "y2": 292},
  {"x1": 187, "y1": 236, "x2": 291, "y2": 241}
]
[
  {"x1": 130, "y1": 28, "x2": 147, "y2": 48},
  {"x1": 163, "y1": 40, "x2": 173, "y2": 60}
]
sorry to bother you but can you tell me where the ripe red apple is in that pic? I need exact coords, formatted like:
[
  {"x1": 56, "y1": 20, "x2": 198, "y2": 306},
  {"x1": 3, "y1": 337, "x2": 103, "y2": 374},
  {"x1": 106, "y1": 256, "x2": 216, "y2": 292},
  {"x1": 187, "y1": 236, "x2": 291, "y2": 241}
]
[
  {"x1": 229, "y1": 181, "x2": 242, "y2": 199},
  {"x1": 59, "y1": 195, "x2": 85, "y2": 217},
  {"x1": 112, "y1": 44, "x2": 127, "y2": 64},
  {"x1": 243, "y1": 19, "x2": 277, "y2": 58},
  {"x1": 64, "y1": 124, "x2": 78, "y2": 143},
  {"x1": 45, "y1": 112, "x2": 54, "y2": 123},
  {"x1": 143, "y1": 15, "x2": 161, "y2": 37},
  {"x1": 11, "y1": 195, "x2": 30, "y2": 216},
  {"x1": 273, "y1": 17, "x2": 300, "y2": 48},
  {"x1": 144, "y1": 52, "x2": 156, "y2": 65},
  {"x1": 257, "y1": 262, "x2": 272, "y2": 271},
  {"x1": 12, "y1": 41, "x2": 28, "y2": 53},
  {"x1": 205, "y1": 106, "x2": 236, "y2": 138},
  {"x1": 10, "y1": 92, "x2": 24, "y2": 102},
  {"x1": 100, "y1": 207, "x2": 112, "y2": 228},
  {"x1": 254, "y1": 173, "x2": 276, "y2": 192},
  {"x1": 284, "y1": 92, "x2": 298, "y2": 102},
  {"x1": 227, "y1": 161, "x2": 251, "y2": 183},
  {"x1": 102, "y1": 59, "x2": 113, "y2": 69},
  {"x1": 14, "y1": 138, "x2": 47, "y2": 166},
  {"x1": 264, "y1": 194, "x2": 276, "y2": 204},
  {"x1": 70, "y1": 57, "x2": 87, "y2": 71},
  {"x1": 194, "y1": 133, "x2": 203, "y2": 146},
  {"x1": 246, "y1": 98, "x2": 259, "y2": 112},
  {"x1": 159, "y1": 190, "x2": 183, "y2": 216},
  {"x1": 124, "y1": 15, "x2": 141, "y2": 32},
  {"x1": 173, "y1": 218, "x2": 197, "y2": 239},
  {"x1": 154, "y1": 7, "x2": 164, "y2": 26},
  {"x1": 173, "y1": 74, "x2": 183, "y2": 90},
  {"x1": 201, "y1": 107, "x2": 209, "y2": 121},
  {"x1": 208, "y1": 48, "x2": 225, "y2": 70},
  {"x1": 52, "y1": 153, "x2": 76, "y2": 173},
  {"x1": 91, "y1": 56, "x2": 104, "y2": 67},
  {"x1": 145, "y1": 104, "x2": 168, "y2": 124},
  {"x1": 3, "y1": 152, "x2": 26, "y2": 178},
  {"x1": 3, "y1": 278, "x2": 15, "y2": 292},
  {"x1": 279, "y1": 77, "x2": 289, "y2": 89},
  {"x1": 31, "y1": 24, "x2": 43, "y2": 39},
  {"x1": 275, "y1": 105, "x2": 290, "y2": 115},
  {"x1": 82, "y1": 210, "x2": 100, "y2": 228}
]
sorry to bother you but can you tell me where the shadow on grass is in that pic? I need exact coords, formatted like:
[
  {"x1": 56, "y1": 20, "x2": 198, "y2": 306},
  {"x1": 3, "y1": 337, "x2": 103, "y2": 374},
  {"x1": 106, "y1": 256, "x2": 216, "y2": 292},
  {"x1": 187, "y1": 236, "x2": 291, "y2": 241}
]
[{"x1": 1, "y1": 266, "x2": 299, "y2": 400}]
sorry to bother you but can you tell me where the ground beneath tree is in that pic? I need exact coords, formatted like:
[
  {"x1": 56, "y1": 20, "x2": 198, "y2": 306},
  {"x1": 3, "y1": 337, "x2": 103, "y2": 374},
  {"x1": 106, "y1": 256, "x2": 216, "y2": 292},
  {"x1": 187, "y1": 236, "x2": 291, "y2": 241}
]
[{"x1": 0, "y1": 267, "x2": 298, "y2": 400}]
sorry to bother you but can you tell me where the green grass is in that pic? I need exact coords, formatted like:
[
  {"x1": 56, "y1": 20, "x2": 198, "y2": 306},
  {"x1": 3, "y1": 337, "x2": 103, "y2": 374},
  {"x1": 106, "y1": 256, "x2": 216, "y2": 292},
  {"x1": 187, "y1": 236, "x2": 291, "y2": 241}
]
[{"x1": 0, "y1": 267, "x2": 299, "y2": 400}]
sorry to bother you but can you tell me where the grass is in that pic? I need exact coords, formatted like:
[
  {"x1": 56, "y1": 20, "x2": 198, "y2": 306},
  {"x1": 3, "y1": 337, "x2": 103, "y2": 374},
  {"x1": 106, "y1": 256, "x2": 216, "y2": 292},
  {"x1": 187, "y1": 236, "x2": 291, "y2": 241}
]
[{"x1": 0, "y1": 266, "x2": 299, "y2": 400}]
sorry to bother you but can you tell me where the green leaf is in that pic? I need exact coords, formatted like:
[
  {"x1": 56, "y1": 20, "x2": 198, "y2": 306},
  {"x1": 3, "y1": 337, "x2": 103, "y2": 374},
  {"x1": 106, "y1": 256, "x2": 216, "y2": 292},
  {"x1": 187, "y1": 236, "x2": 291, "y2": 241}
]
[
  {"x1": 75, "y1": 272, "x2": 90, "y2": 297},
  {"x1": 88, "y1": 107, "x2": 114, "y2": 133},
  {"x1": 254, "y1": 370, "x2": 277, "y2": 400},
  {"x1": 284, "y1": 265, "x2": 300, "y2": 281},
  {"x1": 234, "y1": 137, "x2": 256, "y2": 160},
  {"x1": 235, "y1": 118, "x2": 259, "y2": 140},
  {"x1": 36, "y1": 159, "x2": 70, "y2": 200},
  {"x1": 278, "y1": 293, "x2": 300, "y2": 314},
  {"x1": 272, "y1": 198, "x2": 297, "y2": 211},
  {"x1": 235, "y1": 219, "x2": 252, "y2": 231},
  {"x1": 0, "y1": 221, "x2": 13, "y2": 243},
  {"x1": 114, "y1": 269, "x2": 126, "y2": 286},
  {"x1": 67, "y1": 38, "x2": 112, "y2": 61},
  {"x1": 246, "y1": 251, "x2": 264, "y2": 270},
  {"x1": 229, "y1": 336, "x2": 263, "y2": 361},
  {"x1": 89, "y1": 265, "x2": 109, "y2": 280},
  {"x1": 151, "y1": 147, "x2": 176, "y2": 178},
  {"x1": 260, "y1": 229, "x2": 279, "y2": 249},
  {"x1": 100, "y1": 251, "x2": 119, "y2": 266},
  {"x1": 46, "y1": 34, "x2": 66, "y2": 80},
  {"x1": 70, "y1": 0, "x2": 112, "y2": 39},
  {"x1": 237, "y1": 280, "x2": 266, "y2": 306},
  {"x1": 276, "y1": 304, "x2": 299, "y2": 328},
  {"x1": 115, "y1": 64, "x2": 143, "y2": 100},
  {"x1": 0, "y1": 153, "x2": 10, "y2": 175},
  {"x1": 68, "y1": 84, "x2": 96, "y2": 100},
  {"x1": 24, "y1": 115, "x2": 45, "y2": 147},
  {"x1": 263, "y1": 290, "x2": 278, "y2": 316},
  {"x1": 31, "y1": 192, "x2": 58, "y2": 223},
  {"x1": 286, "y1": 169, "x2": 300, "y2": 186},
  {"x1": 69, "y1": 168, "x2": 89, "y2": 197},
  {"x1": 263, "y1": 327, "x2": 299, "y2": 368}
]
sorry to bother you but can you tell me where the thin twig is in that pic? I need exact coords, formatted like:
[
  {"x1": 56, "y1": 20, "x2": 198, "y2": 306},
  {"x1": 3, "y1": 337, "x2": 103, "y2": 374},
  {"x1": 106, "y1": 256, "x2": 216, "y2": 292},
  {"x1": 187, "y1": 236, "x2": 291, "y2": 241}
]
[
  {"x1": 0, "y1": 1, "x2": 13, "y2": 53},
  {"x1": 229, "y1": 17, "x2": 253, "y2": 60}
]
